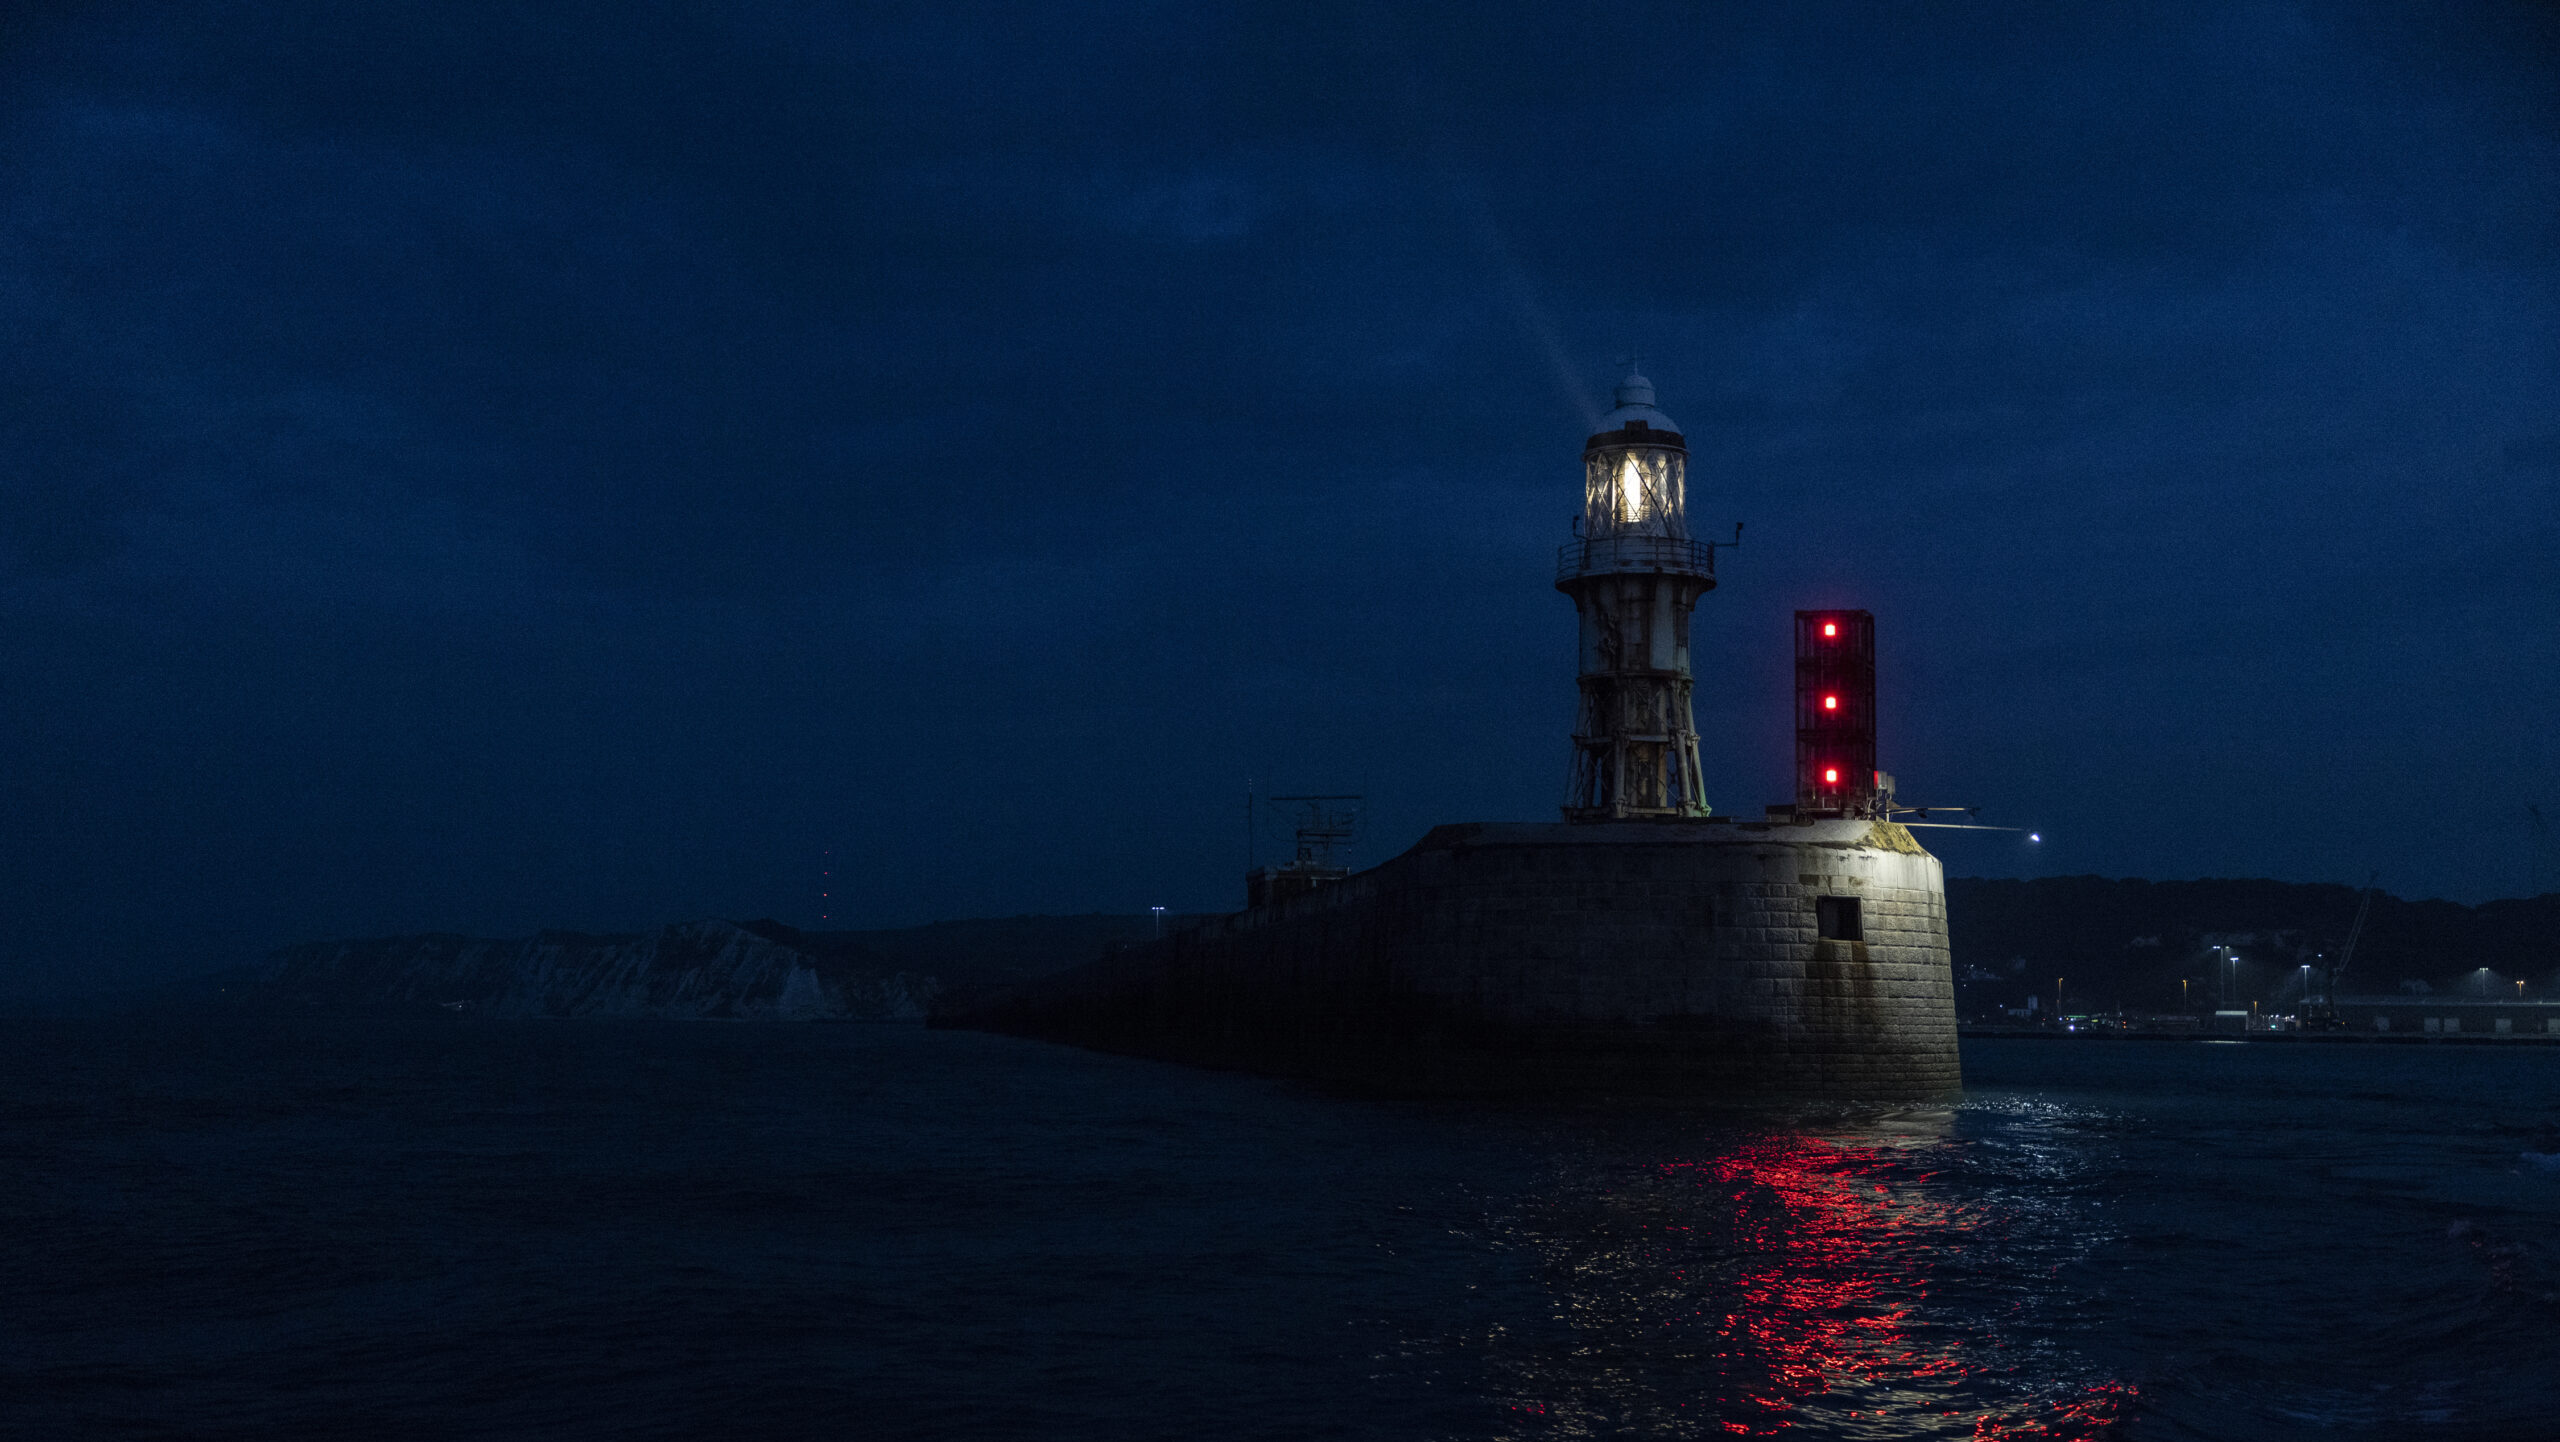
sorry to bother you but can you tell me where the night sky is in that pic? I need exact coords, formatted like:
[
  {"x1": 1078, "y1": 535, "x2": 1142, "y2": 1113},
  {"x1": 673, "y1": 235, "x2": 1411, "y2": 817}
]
[{"x1": 2, "y1": 2, "x2": 2554, "y2": 997}]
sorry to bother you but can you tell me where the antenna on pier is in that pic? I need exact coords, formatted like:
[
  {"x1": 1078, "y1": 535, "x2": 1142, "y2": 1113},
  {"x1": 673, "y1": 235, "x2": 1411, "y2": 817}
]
[
  {"x1": 1271, "y1": 794, "x2": 1360, "y2": 868},
  {"x1": 1244, "y1": 794, "x2": 1363, "y2": 909}
]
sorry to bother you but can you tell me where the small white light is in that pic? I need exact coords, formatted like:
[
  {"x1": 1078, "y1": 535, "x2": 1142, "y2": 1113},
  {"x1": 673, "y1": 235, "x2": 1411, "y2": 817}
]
[{"x1": 2028, "y1": 832, "x2": 2041, "y2": 843}]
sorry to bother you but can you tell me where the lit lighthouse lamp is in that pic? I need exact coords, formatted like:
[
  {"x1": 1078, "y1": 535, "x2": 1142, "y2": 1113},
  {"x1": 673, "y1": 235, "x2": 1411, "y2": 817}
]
[{"x1": 1566, "y1": 361, "x2": 1690, "y2": 550}]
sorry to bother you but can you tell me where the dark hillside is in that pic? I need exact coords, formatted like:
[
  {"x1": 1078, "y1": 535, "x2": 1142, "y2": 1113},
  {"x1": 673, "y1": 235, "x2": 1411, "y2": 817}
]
[{"x1": 1945, "y1": 877, "x2": 2560, "y2": 1016}]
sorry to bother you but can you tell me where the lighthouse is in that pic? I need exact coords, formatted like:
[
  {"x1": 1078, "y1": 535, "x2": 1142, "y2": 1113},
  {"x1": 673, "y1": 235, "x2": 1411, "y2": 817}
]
[
  {"x1": 1556, "y1": 366, "x2": 1723, "y2": 820},
  {"x1": 946, "y1": 364, "x2": 1960, "y2": 1101}
]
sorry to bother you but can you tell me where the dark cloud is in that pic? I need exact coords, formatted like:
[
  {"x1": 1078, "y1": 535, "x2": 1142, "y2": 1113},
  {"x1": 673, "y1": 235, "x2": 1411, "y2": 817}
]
[{"x1": 0, "y1": 1, "x2": 2553, "y2": 995}]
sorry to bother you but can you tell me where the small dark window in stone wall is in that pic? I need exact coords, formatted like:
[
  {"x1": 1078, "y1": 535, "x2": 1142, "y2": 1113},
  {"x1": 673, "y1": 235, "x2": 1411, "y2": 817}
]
[{"x1": 1816, "y1": 896, "x2": 1863, "y2": 942}]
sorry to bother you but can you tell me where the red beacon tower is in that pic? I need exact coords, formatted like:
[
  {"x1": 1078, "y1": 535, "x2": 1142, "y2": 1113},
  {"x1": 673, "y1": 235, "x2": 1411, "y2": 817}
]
[{"x1": 1795, "y1": 610, "x2": 1883, "y2": 817}]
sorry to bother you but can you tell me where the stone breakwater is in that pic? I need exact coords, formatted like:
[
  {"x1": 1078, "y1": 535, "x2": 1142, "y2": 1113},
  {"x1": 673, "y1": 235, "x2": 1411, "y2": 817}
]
[{"x1": 939, "y1": 819, "x2": 1961, "y2": 1100}]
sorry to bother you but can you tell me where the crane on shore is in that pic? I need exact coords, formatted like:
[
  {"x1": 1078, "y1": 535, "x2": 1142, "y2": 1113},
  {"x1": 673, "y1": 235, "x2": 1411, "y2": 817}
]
[{"x1": 2320, "y1": 872, "x2": 2379, "y2": 1027}]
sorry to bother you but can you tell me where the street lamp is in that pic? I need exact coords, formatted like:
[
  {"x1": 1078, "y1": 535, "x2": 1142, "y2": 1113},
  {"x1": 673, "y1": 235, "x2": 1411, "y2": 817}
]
[{"x1": 1151, "y1": 905, "x2": 1166, "y2": 939}]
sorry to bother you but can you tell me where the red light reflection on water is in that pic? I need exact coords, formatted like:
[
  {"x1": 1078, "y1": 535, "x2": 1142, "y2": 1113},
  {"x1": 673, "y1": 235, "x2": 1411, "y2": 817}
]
[
  {"x1": 1491, "y1": 1129, "x2": 2133, "y2": 1438},
  {"x1": 1701, "y1": 1136, "x2": 1922, "y2": 1422},
  {"x1": 1679, "y1": 1133, "x2": 2130, "y2": 1438}
]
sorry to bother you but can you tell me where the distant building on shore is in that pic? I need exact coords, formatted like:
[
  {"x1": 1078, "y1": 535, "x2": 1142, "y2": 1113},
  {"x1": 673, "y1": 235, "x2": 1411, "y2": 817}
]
[{"x1": 2332, "y1": 997, "x2": 2560, "y2": 1036}]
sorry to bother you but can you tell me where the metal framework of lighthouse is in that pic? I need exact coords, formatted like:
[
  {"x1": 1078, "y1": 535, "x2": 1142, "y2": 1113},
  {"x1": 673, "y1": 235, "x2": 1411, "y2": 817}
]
[{"x1": 1555, "y1": 368, "x2": 1735, "y2": 821}]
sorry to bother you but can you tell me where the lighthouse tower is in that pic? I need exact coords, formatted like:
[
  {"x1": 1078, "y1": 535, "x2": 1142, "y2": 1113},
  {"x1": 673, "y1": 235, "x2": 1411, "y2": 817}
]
[{"x1": 1556, "y1": 367, "x2": 1719, "y2": 820}]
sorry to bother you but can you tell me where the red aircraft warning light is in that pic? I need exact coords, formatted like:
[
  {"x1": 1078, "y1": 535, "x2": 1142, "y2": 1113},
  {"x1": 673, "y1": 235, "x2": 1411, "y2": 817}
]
[{"x1": 1795, "y1": 610, "x2": 1877, "y2": 815}]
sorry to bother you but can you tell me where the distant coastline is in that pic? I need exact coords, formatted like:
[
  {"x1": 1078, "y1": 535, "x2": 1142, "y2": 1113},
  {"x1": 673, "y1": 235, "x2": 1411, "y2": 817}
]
[
  {"x1": 162, "y1": 913, "x2": 1201, "y2": 1022},
  {"x1": 115, "y1": 874, "x2": 2560, "y2": 1024},
  {"x1": 1961, "y1": 1027, "x2": 2560, "y2": 1047}
]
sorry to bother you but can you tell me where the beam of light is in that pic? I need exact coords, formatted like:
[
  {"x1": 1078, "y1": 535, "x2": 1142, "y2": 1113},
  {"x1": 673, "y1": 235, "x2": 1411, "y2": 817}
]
[{"x1": 1435, "y1": 158, "x2": 1602, "y2": 431}]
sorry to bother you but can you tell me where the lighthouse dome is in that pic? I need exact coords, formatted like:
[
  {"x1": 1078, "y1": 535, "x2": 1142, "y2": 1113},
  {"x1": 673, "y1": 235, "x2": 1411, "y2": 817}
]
[{"x1": 1588, "y1": 366, "x2": 1684, "y2": 448}]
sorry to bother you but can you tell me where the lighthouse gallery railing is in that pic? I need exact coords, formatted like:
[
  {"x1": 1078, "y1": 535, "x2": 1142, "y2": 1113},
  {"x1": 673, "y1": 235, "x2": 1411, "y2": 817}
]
[{"x1": 1555, "y1": 535, "x2": 1716, "y2": 583}]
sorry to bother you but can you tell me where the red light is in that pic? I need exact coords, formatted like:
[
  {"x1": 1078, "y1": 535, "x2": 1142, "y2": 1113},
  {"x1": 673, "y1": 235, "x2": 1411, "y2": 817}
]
[
  {"x1": 1824, "y1": 695, "x2": 1838, "y2": 710},
  {"x1": 1823, "y1": 767, "x2": 1839, "y2": 784},
  {"x1": 1822, "y1": 622, "x2": 1837, "y2": 637}
]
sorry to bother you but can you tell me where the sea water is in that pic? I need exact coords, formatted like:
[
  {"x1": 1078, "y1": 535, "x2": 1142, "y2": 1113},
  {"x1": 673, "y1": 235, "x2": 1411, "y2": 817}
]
[{"x1": 4, "y1": 1020, "x2": 2554, "y2": 1439}]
